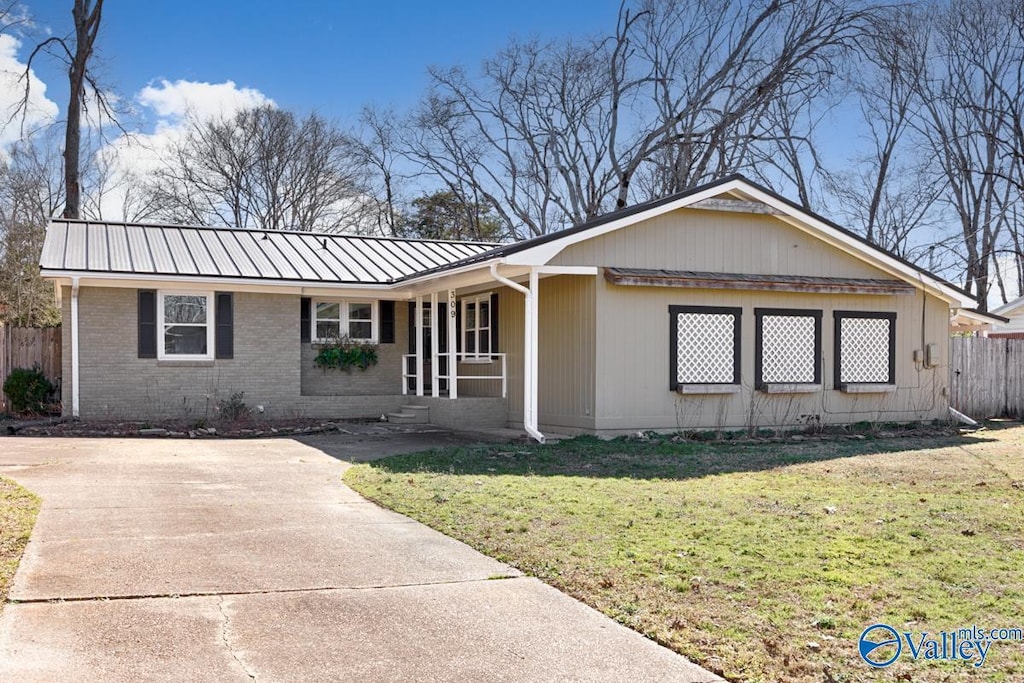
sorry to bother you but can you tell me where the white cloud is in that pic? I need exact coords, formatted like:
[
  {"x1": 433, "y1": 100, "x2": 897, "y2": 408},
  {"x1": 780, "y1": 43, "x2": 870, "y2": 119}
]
[
  {"x1": 0, "y1": 34, "x2": 59, "y2": 146},
  {"x1": 137, "y1": 79, "x2": 272, "y2": 127},
  {"x1": 92, "y1": 79, "x2": 275, "y2": 221}
]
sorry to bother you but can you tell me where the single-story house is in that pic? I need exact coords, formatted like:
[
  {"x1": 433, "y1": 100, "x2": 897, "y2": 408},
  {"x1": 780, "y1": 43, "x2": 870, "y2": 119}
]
[
  {"x1": 40, "y1": 175, "x2": 981, "y2": 440},
  {"x1": 989, "y1": 297, "x2": 1024, "y2": 338}
]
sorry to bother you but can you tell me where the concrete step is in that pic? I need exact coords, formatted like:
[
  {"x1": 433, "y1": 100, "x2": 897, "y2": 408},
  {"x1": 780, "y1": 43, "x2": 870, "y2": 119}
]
[{"x1": 387, "y1": 405, "x2": 430, "y2": 424}]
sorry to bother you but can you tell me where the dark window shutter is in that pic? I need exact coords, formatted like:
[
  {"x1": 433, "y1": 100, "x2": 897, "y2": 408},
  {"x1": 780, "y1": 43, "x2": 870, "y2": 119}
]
[
  {"x1": 455, "y1": 300, "x2": 462, "y2": 353},
  {"x1": 138, "y1": 290, "x2": 157, "y2": 358},
  {"x1": 407, "y1": 301, "x2": 417, "y2": 353},
  {"x1": 300, "y1": 297, "x2": 311, "y2": 343},
  {"x1": 379, "y1": 300, "x2": 395, "y2": 343},
  {"x1": 215, "y1": 292, "x2": 234, "y2": 359},
  {"x1": 489, "y1": 292, "x2": 499, "y2": 353},
  {"x1": 438, "y1": 302, "x2": 448, "y2": 352}
]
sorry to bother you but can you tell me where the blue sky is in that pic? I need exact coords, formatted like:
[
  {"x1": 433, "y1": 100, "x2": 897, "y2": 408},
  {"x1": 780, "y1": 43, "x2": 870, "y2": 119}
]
[{"x1": 25, "y1": 0, "x2": 621, "y2": 127}]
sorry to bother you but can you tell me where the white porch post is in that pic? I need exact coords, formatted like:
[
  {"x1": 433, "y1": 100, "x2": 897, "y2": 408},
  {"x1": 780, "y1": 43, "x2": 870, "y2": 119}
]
[
  {"x1": 528, "y1": 268, "x2": 539, "y2": 436},
  {"x1": 487, "y1": 263, "x2": 543, "y2": 443},
  {"x1": 447, "y1": 289, "x2": 458, "y2": 399},
  {"x1": 430, "y1": 291, "x2": 439, "y2": 398},
  {"x1": 70, "y1": 277, "x2": 80, "y2": 419},
  {"x1": 415, "y1": 295, "x2": 424, "y2": 397}
]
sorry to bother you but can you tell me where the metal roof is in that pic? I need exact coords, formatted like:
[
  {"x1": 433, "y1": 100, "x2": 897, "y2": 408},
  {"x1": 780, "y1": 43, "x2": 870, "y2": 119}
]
[{"x1": 40, "y1": 219, "x2": 501, "y2": 285}]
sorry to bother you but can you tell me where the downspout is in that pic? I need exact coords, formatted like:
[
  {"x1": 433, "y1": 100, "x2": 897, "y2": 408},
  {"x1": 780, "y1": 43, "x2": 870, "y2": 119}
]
[
  {"x1": 70, "y1": 277, "x2": 80, "y2": 419},
  {"x1": 489, "y1": 263, "x2": 545, "y2": 443}
]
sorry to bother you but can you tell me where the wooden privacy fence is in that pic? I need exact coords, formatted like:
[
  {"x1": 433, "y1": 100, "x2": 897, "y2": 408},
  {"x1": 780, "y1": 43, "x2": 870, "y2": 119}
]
[
  {"x1": 0, "y1": 326, "x2": 62, "y2": 412},
  {"x1": 950, "y1": 336, "x2": 1024, "y2": 419}
]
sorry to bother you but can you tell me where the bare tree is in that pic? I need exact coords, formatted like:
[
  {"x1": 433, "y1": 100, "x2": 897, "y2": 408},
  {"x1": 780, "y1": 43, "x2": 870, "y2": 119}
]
[
  {"x1": 909, "y1": 0, "x2": 1023, "y2": 308},
  {"x1": 146, "y1": 105, "x2": 372, "y2": 232},
  {"x1": 824, "y1": 6, "x2": 944, "y2": 257},
  {"x1": 17, "y1": 0, "x2": 117, "y2": 220},
  {"x1": 406, "y1": 0, "x2": 872, "y2": 239},
  {"x1": 351, "y1": 106, "x2": 404, "y2": 236},
  {"x1": 0, "y1": 137, "x2": 63, "y2": 326}
]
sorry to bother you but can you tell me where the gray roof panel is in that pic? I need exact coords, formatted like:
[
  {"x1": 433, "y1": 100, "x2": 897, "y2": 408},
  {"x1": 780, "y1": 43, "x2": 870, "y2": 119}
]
[
  {"x1": 86, "y1": 222, "x2": 108, "y2": 271},
  {"x1": 201, "y1": 230, "x2": 242, "y2": 277},
  {"x1": 64, "y1": 223, "x2": 88, "y2": 270},
  {"x1": 231, "y1": 231, "x2": 281, "y2": 279},
  {"x1": 40, "y1": 219, "x2": 502, "y2": 285},
  {"x1": 318, "y1": 237, "x2": 371, "y2": 282},
  {"x1": 40, "y1": 221, "x2": 67, "y2": 269},
  {"x1": 125, "y1": 225, "x2": 155, "y2": 273},
  {"x1": 147, "y1": 229, "x2": 178, "y2": 274},
  {"x1": 162, "y1": 229, "x2": 198, "y2": 275},
  {"x1": 181, "y1": 229, "x2": 219, "y2": 275},
  {"x1": 107, "y1": 224, "x2": 133, "y2": 272}
]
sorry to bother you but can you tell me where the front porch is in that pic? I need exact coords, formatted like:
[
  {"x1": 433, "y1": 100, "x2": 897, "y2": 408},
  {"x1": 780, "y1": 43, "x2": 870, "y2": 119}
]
[{"x1": 398, "y1": 290, "x2": 510, "y2": 402}]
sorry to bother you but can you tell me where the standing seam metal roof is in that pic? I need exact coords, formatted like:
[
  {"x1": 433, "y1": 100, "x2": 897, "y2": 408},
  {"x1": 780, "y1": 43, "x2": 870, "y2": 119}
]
[{"x1": 40, "y1": 220, "x2": 503, "y2": 285}]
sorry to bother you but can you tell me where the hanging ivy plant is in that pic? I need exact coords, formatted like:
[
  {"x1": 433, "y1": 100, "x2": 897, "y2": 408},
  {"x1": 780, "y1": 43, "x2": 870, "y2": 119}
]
[{"x1": 314, "y1": 336, "x2": 380, "y2": 371}]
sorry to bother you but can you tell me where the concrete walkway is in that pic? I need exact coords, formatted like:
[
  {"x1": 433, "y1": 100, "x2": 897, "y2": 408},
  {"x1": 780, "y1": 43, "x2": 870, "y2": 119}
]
[{"x1": 0, "y1": 434, "x2": 721, "y2": 682}]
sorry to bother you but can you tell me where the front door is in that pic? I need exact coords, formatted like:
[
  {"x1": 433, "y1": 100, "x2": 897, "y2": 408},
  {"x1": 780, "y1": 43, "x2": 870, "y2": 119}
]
[{"x1": 407, "y1": 302, "x2": 449, "y2": 393}]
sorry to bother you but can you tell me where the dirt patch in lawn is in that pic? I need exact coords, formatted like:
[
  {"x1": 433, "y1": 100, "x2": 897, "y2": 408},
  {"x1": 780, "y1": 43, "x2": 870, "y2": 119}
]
[
  {"x1": 345, "y1": 424, "x2": 1024, "y2": 682},
  {"x1": 0, "y1": 478, "x2": 39, "y2": 609}
]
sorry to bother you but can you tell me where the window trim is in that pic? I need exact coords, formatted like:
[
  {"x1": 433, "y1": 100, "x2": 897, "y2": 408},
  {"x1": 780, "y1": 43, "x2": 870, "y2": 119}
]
[
  {"x1": 668, "y1": 305, "x2": 742, "y2": 390},
  {"x1": 754, "y1": 308, "x2": 823, "y2": 390},
  {"x1": 833, "y1": 310, "x2": 897, "y2": 389},
  {"x1": 461, "y1": 293, "x2": 494, "y2": 360},
  {"x1": 157, "y1": 290, "x2": 215, "y2": 361},
  {"x1": 311, "y1": 299, "x2": 378, "y2": 343}
]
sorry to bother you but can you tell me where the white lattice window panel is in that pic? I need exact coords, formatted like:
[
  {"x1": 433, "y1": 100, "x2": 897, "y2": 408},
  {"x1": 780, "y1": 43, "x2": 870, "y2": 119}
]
[
  {"x1": 675, "y1": 312, "x2": 736, "y2": 383},
  {"x1": 761, "y1": 314, "x2": 817, "y2": 383},
  {"x1": 839, "y1": 316, "x2": 891, "y2": 382}
]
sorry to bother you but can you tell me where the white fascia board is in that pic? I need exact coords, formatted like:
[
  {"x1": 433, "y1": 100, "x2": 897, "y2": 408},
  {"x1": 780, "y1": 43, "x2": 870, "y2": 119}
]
[
  {"x1": 40, "y1": 270, "x2": 408, "y2": 299},
  {"x1": 393, "y1": 257, "x2": 505, "y2": 289},
  {"x1": 735, "y1": 187, "x2": 974, "y2": 307},
  {"x1": 536, "y1": 265, "x2": 599, "y2": 275},
  {"x1": 502, "y1": 178, "x2": 973, "y2": 306}
]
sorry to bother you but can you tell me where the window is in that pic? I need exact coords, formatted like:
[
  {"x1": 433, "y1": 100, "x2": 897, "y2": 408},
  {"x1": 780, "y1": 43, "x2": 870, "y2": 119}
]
[
  {"x1": 158, "y1": 292, "x2": 214, "y2": 359},
  {"x1": 462, "y1": 294, "x2": 492, "y2": 358},
  {"x1": 834, "y1": 311, "x2": 897, "y2": 387},
  {"x1": 755, "y1": 308, "x2": 822, "y2": 389},
  {"x1": 669, "y1": 305, "x2": 741, "y2": 389},
  {"x1": 313, "y1": 300, "x2": 377, "y2": 342}
]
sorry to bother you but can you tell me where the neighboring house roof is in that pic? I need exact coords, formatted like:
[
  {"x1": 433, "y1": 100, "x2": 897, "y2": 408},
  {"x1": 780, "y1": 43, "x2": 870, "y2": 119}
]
[
  {"x1": 991, "y1": 296, "x2": 1024, "y2": 318},
  {"x1": 950, "y1": 307, "x2": 1009, "y2": 330},
  {"x1": 39, "y1": 219, "x2": 499, "y2": 285},
  {"x1": 988, "y1": 296, "x2": 1024, "y2": 332}
]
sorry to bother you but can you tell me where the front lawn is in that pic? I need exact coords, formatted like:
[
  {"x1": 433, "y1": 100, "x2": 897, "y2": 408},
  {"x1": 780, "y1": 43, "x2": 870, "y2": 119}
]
[
  {"x1": 344, "y1": 426, "x2": 1024, "y2": 682},
  {"x1": 0, "y1": 477, "x2": 39, "y2": 609}
]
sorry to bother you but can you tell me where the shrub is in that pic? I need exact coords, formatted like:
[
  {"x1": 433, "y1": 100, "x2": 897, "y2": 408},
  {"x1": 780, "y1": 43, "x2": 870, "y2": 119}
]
[
  {"x1": 314, "y1": 336, "x2": 379, "y2": 371},
  {"x1": 216, "y1": 391, "x2": 250, "y2": 421},
  {"x1": 3, "y1": 366, "x2": 54, "y2": 414}
]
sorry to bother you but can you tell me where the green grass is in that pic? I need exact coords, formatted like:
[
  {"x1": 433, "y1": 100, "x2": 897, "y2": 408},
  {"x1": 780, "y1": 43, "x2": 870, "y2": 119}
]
[
  {"x1": 0, "y1": 477, "x2": 39, "y2": 610},
  {"x1": 344, "y1": 426, "x2": 1024, "y2": 682}
]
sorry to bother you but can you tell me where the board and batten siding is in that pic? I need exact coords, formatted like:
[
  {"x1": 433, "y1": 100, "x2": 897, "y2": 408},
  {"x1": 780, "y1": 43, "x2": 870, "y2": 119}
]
[
  {"x1": 495, "y1": 275, "x2": 597, "y2": 430},
  {"x1": 593, "y1": 282, "x2": 949, "y2": 430},
  {"x1": 540, "y1": 206, "x2": 951, "y2": 431},
  {"x1": 549, "y1": 207, "x2": 888, "y2": 279}
]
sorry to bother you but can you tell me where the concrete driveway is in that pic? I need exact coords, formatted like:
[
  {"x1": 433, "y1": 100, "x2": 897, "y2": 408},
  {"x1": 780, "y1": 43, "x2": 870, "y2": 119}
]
[{"x1": 0, "y1": 434, "x2": 721, "y2": 682}]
